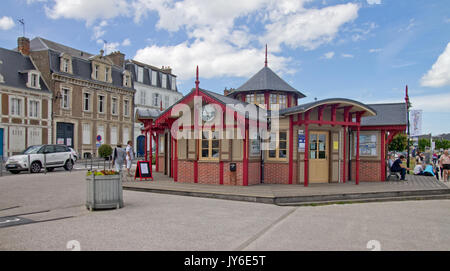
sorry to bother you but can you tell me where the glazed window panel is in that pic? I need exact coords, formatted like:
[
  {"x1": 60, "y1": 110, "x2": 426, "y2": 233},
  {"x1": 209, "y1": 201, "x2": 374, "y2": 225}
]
[
  {"x1": 200, "y1": 130, "x2": 220, "y2": 160},
  {"x1": 355, "y1": 133, "x2": 378, "y2": 156},
  {"x1": 268, "y1": 131, "x2": 288, "y2": 160},
  {"x1": 61, "y1": 88, "x2": 70, "y2": 109}
]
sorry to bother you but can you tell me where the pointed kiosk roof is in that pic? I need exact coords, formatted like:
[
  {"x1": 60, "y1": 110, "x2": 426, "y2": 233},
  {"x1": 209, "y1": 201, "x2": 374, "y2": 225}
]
[{"x1": 227, "y1": 45, "x2": 306, "y2": 98}]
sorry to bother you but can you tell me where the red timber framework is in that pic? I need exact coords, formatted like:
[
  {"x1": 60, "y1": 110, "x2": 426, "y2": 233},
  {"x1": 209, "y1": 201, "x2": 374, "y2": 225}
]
[
  {"x1": 284, "y1": 100, "x2": 376, "y2": 186},
  {"x1": 140, "y1": 66, "x2": 265, "y2": 186}
]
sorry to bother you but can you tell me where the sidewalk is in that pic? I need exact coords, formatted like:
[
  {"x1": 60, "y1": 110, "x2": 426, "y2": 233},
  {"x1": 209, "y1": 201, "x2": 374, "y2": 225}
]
[{"x1": 123, "y1": 171, "x2": 450, "y2": 206}]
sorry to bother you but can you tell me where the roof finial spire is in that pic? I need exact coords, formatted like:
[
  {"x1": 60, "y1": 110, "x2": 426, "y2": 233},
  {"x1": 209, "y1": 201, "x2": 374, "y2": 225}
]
[
  {"x1": 195, "y1": 66, "x2": 200, "y2": 94},
  {"x1": 265, "y1": 44, "x2": 268, "y2": 67}
]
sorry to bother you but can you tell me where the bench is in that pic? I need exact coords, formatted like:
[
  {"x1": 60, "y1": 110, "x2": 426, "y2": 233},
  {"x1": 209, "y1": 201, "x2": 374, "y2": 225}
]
[{"x1": 386, "y1": 160, "x2": 400, "y2": 181}]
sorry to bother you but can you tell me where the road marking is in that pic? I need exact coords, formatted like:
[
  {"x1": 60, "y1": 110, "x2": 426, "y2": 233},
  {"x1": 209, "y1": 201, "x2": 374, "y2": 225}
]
[
  {"x1": 234, "y1": 207, "x2": 298, "y2": 251},
  {"x1": 0, "y1": 206, "x2": 21, "y2": 212}
]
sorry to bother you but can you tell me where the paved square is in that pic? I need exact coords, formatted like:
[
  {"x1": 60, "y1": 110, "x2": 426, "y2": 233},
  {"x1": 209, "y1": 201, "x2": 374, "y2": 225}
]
[{"x1": 1, "y1": 171, "x2": 450, "y2": 251}]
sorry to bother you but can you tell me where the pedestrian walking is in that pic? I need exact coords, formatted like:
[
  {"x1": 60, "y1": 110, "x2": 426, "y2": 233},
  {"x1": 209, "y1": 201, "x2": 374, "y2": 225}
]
[
  {"x1": 126, "y1": 140, "x2": 134, "y2": 177},
  {"x1": 439, "y1": 150, "x2": 450, "y2": 182},
  {"x1": 112, "y1": 143, "x2": 126, "y2": 173}
]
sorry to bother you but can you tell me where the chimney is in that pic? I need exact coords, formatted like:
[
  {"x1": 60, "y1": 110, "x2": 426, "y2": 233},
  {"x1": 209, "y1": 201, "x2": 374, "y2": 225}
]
[
  {"x1": 18, "y1": 37, "x2": 30, "y2": 56},
  {"x1": 224, "y1": 88, "x2": 230, "y2": 96},
  {"x1": 106, "y1": 51, "x2": 125, "y2": 67},
  {"x1": 161, "y1": 66, "x2": 172, "y2": 74}
]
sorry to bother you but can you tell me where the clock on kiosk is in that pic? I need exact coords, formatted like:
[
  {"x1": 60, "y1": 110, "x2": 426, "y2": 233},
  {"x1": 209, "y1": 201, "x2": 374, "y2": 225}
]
[{"x1": 202, "y1": 104, "x2": 217, "y2": 122}]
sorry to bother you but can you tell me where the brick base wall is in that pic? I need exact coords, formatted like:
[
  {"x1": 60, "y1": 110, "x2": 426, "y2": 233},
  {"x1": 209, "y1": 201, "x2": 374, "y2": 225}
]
[
  {"x1": 351, "y1": 160, "x2": 381, "y2": 182},
  {"x1": 178, "y1": 160, "x2": 194, "y2": 183},
  {"x1": 157, "y1": 157, "x2": 165, "y2": 173},
  {"x1": 198, "y1": 162, "x2": 221, "y2": 185},
  {"x1": 264, "y1": 163, "x2": 292, "y2": 184},
  {"x1": 248, "y1": 162, "x2": 261, "y2": 185}
]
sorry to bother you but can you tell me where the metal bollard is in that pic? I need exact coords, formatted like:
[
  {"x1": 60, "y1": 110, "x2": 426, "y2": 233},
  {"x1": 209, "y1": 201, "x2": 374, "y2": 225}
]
[
  {"x1": 28, "y1": 154, "x2": 31, "y2": 174},
  {"x1": 44, "y1": 153, "x2": 47, "y2": 174}
]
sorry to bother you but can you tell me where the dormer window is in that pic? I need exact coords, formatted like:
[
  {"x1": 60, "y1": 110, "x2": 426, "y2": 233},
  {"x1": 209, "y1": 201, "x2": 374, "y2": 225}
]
[
  {"x1": 123, "y1": 71, "x2": 131, "y2": 87},
  {"x1": 162, "y1": 73, "x2": 167, "y2": 89},
  {"x1": 60, "y1": 54, "x2": 72, "y2": 74},
  {"x1": 171, "y1": 76, "x2": 176, "y2": 91},
  {"x1": 105, "y1": 67, "x2": 110, "y2": 82},
  {"x1": 94, "y1": 65, "x2": 100, "y2": 80},
  {"x1": 27, "y1": 71, "x2": 41, "y2": 89}
]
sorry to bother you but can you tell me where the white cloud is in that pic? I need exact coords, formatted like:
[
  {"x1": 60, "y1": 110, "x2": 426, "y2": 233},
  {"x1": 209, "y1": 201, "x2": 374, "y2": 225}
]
[
  {"x1": 45, "y1": 0, "x2": 130, "y2": 25},
  {"x1": 412, "y1": 93, "x2": 450, "y2": 113},
  {"x1": 39, "y1": 0, "x2": 361, "y2": 80},
  {"x1": 92, "y1": 20, "x2": 108, "y2": 39},
  {"x1": 261, "y1": 3, "x2": 359, "y2": 51},
  {"x1": 135, "y1": 41, "x2": 293, "y2": 80},
  {"x1": 321, "y1": 52, "x2": 335, "y2": 59},
  {"x1": 341, "y1": 53, "x2": 354, "y2": 58},
  {"x1": 421, "y1": 42, "x2": 450, "y2": 87},
  {"x1": 0, "y1": 16, "x2": 15, "y2": 30},
  {"x1": 122, "y1": 38, "x2": 131, "y2": 46},
  {"x1": 369, "y1": 48, "x2": 382, "y2": 53},
  {"x1": 367, "y1": 0, "x2": 381, "y2": 4}
]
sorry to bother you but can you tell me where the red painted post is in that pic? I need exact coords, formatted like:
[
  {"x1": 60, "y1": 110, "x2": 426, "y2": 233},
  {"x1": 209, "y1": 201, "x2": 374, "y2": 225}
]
[
  {"x1": 265, "y1": 92, "x2": 270, "y2": 110},
  {"x1": 243, "y1": 119, "x2": 249, "y2": 186},
  {"x1": 356, "y1": 126, "x2": 360, "y2": 185},
  {"x1": 149, "y1": 130, "x2": 153, "y2": 165},
  {"x1": 304, "y1": 111, "x2": 310, "y2": 187},
  {"x1": 220, "y1": 162, "x2": 224, "y2": 185},
  {"x1": 381, "y1": 130, "x2": 386, "y2": 182},
  {"x1": 174, "y1": 138, "x2": 178, "y2": 182},
  {"x1": 155, "y1": 134, "x2": 159, "y2": 172},
  {"x1": 288, "y1": 115, "x2": 294, "y2": 184},
  {"x1": 144, "y1": 130, "x2": 148, "y2": 161},
  {"x1": 343, "y1": 126, "x2": 347, "y2": 183}
]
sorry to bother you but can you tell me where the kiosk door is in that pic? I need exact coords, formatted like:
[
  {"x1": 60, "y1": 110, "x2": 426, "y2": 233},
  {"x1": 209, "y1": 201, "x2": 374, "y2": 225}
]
[{"x1": 309, "y1": 131, "x2": 329, "y2": 183}]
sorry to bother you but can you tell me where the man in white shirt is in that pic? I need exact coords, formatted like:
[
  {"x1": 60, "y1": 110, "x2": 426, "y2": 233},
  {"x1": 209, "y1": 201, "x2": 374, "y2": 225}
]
[{"x1": 126, "y1": 140, "x2": 134, "y2": 177}]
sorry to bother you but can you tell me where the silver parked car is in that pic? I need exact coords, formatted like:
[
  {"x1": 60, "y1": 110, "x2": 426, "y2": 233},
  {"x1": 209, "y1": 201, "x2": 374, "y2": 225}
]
[{"x1": 5, "y1": 145, "x2": 74, "y2": 174}]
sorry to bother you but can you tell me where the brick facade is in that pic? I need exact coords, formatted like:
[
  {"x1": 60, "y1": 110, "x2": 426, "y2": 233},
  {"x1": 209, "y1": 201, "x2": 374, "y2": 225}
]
[{"x1": 351, "y1": 160, "x2": 381, "y2": 182}]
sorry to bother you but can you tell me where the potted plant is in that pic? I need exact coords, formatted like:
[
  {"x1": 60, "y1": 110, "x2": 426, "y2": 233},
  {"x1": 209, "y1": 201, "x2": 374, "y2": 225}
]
[{"x1": 86, "y1": 167, "x2": 124, "y2": 211}]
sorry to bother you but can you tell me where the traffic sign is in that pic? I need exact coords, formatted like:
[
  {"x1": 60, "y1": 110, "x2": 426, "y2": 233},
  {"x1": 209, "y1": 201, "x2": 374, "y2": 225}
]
[{"x1": 96, "y1": 135, "x2": 102, "y2": 142}]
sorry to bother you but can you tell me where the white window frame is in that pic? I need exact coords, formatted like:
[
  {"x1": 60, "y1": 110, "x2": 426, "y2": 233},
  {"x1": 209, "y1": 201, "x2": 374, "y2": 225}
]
[
  {"x1": 123, "y1": 98, "x2": 130, "y2": 117},
  {"x1": 83, "y1": 92, "x2": 91, "y2": 112},
  {"x1": 61, "y1": 87, "x2": 71, "y2": 109},
  {"x1": 27, "y1": 72, "x2": 41, "y2": 89},
  {"x1": 162, "y1": 74, "x2": 167, "y2": 89},
  {"x1": 151, "y1": 70, "x2": 157, "y2": 86},
  {"x1": 28, "y1": 99, "x2": 40, "y2": 119},
  {"x1": 98, "y1": 94, "x2": 106, "y2": 114},
  {"x1": 82, "y1": 123, "x2": 91, "y2": 145},
  {"x1": 137, "y1": 66, "x2": 144, "y2": 83},
  {"x1": 9, "y1": 96, "x2": 24, "y2": 117},
  {"x1": 105, "y1": 67, "x2": 110, "y2": 82},
  {"x1": 94, "y1": 64, "x2": 100, "y2": 80},
  {"x1": 111, "y1": 96, "x2": 118, "y2": 116},
  {"x1": 152, "y1": 93, "x2": 160, "y2": 107},
  {"x1": 171, "y1": 76, "x2": 177, "y2": 91},
  {"x1": 110, "y1": 126, "x2": 118, "y2": 145},
  {"x1": 139, "y1": 90, "x2": 146, "y2": 106}
]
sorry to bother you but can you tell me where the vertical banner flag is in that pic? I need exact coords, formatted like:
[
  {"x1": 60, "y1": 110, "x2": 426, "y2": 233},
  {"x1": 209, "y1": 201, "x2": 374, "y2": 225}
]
[{"x1": 410, "y1": 110, "x2": 422, "y2": 136}]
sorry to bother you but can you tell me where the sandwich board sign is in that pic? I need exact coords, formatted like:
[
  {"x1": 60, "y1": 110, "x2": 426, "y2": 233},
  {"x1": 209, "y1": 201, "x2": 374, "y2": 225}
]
[{"x1": 135, "y1": 161, "x2": 153, "y2": 181}]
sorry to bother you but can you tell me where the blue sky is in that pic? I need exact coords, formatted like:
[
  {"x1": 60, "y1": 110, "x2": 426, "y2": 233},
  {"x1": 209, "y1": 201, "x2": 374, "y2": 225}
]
[{"x1": 1, "y1": 0, "x2": 449, "y2": 135}]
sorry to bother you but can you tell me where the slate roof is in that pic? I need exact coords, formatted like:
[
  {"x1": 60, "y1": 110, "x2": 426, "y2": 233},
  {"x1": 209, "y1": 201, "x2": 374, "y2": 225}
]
[
  {"x1": 0, "y1": 47, "x2": 50, "y2": 93},
  {"x1": 279, "y1": 98, "x2": 377, "y2": 117},
  {"x1": 125, "y1": 60, "x2": 178, "y2": 92},
  {"x1": 361, "y1": 103, "x2": 407, "y2": 126},
  {"x1": 228, "y1": 66, "x2": 306, "y2": 98},
  {"x1": 30, "y1": 37, "x2": 94, "y2": 60}
]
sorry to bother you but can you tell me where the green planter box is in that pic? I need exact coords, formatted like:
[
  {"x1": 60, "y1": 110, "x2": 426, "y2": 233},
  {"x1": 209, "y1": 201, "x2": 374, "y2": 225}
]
[{"x1": 86, "y1": 174, "x2": 124, "y2": 211}]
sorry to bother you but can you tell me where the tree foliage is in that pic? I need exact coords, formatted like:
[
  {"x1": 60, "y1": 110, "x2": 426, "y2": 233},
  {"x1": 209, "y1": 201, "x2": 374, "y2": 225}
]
[
  {"x1": 418, "y1": 138, "x2": 431, "y2": 152},
  {"x1": 388, "y1": 134, "x2": 408, "y2": 152},
  {"x1": 98, "y1": 144, "x2": 113, "y2": 158},
  {"x1": 435, "y1": 139, "x2": 450, "y2": 150}
]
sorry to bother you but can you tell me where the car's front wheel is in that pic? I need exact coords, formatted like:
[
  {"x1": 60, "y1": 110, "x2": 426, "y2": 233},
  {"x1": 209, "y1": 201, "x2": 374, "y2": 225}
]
[
  {"x1": 64, "y1": 160, "x2": 73, "y2": 171},
  {"x1": 30, "y1": 162, "x2": 42, "y2": 173}
]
